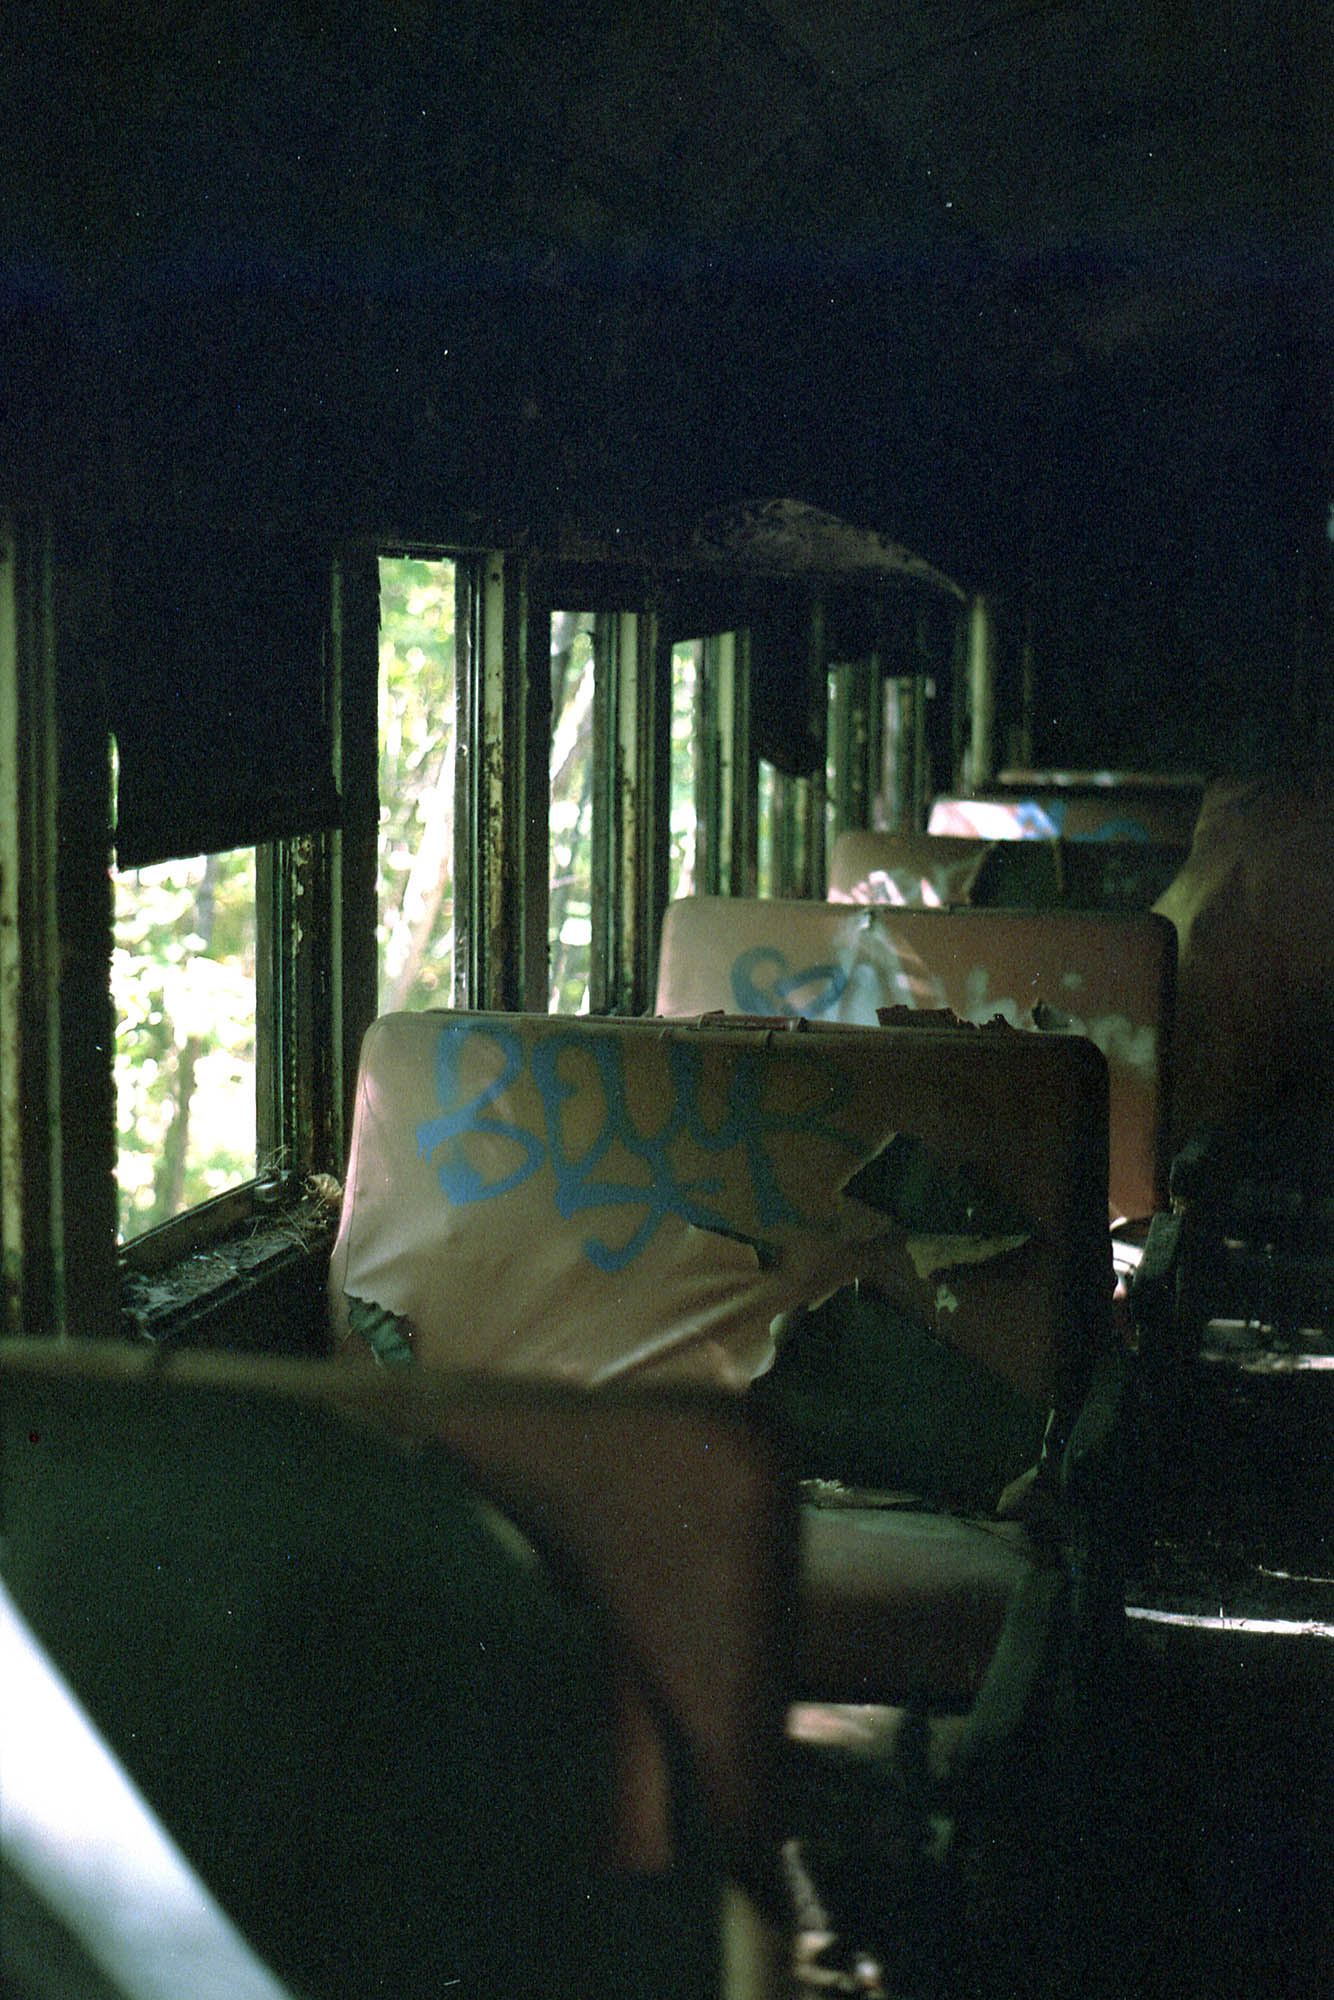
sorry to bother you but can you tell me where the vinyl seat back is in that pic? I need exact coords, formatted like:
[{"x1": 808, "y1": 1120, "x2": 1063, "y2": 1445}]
[
  {"x1": 928, "y1": 780, "x2": 1201, "y2": 845},
  {"x1": 656, "y1": 895, "x2": 1175, "y2": 1224},
  {"x1": 2, "y1": 1344, "x2": 731, "y2": 2000},
  {"x1": 331, "y1": 1008, "x2": 1110, "y2": 1409}
]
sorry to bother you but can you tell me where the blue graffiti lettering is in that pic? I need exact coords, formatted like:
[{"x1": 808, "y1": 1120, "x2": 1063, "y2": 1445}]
[
  {"x1": 1014, "y1": 799, "x2": 1062, "y2": 837},
  {"x1": 415, "y1": 1021, "x2": 866, "y2": 1272},
  {"x1": 669, "y1": 1039, "x2": 864, "y2": 1227},
  {"x1": 416, "y1": 1021, "x2": 544, "y2": 1202},
  {"x1": 532, "y1": 1032, "x2": 734, "y2": 1269},
  {"x1": 730, "y1": 945, "x2": 848, "y2": 1019}
]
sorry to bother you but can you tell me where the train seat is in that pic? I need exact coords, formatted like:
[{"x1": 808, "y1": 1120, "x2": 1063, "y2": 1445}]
[
  {"x1": 828, "y1": 828, "x2": 1187, "y2": 915},
  {"x1": 330, "y1": 1009, "x2": 1114, "y2": 1715},
  {"x1": 1153, "y1": 773, "x2": 1334, "y2": 1150},
  {"x1": 928, "y1": 779, "x2": 1202, "y2": 845},
  {"x1": 2, "y1": 1344, "x2": 792, "y2": 2000},
  {"x1": 826, "y1": 830, "x2": 995, "y2": 907},
  {"x1": 1, "y1": 1343, "x2": 792, "y2": 1998},
  {"x1": 795, "y1": 1499, "x2": 1036, "y2": 1706},
  {"x1": 655, "y1": 894, "x2": 1175, "y2": 1228}
]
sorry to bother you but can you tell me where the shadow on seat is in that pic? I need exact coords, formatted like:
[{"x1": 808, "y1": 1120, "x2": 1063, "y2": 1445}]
[
  {"x1": 1, "y1": 1343, "x2": 776, "y2": 2000},
  {"x1": 329, "y1": 1010, "x2": 1117, "y2": 1747}
]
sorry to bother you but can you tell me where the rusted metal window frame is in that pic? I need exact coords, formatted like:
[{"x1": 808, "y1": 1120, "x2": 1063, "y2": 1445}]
[
  {"x1": 253, "y1": 549, "x2": 380, "y2": 1187},
  {"x1": 959, "y1": 591, "x2": 998, "y2": 794},
  {"x1": 759, "y1": 766, "x2": 823, "y2": 900},
  {"x1": 454, "y1": 551, "x2": 551, "y2": 1013},
  {"x1": 588, "y1": 606, "x2": 668, "y2": 1016},
  {"x1": 0, "y1": 517, "x2": 69, "y2": 1338},
  {"x1": 697, "y1": 628, "x2": 757, "y2": 900},
  {"x1": 881, "y1": 672, "x2": 928, "y2": 834},
  {"x1": 755, "y1": 598, "x2": 827, "y2": 900},
  {"x1": 329, "y1": 551, "x2": 381, "y2": 1162},
  {"x1": 827, "y1": 651, "x2": 880, "y2": 843},
  {"x1": 106, "y1": 549, "x2": 372, "y2": 1305}
]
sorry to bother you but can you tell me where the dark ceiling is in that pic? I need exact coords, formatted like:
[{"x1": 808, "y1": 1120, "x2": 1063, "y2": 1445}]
[{"x1": 1, "y1": 0, "x2": 1330, "y2": 763}]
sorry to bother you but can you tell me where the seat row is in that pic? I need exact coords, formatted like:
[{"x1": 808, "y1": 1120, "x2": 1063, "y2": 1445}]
[{"x1": 20, "y1": 775, "x2": 1326, "y2": 1996}]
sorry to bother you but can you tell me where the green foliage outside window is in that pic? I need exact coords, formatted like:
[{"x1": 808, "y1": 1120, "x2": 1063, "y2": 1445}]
[
  {"x1": 549, "y1": 614, "x2": 596, "y2": 1013},
  {"x1": 668, "y1": 640, "x2": 700, "y2": 904},
  {"x1": 756, "y1": 759, "x2": 778, "y2": 898},
  {"x1": 378, "y1": 558, "x2": 457, "y2": 1012},
  {"x1": 113, "y1": 849, "x2": 257, "y2": 1242}
]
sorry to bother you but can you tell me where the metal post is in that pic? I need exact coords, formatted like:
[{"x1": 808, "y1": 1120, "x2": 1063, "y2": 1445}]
[
  {"x1": 965, "y1": 591, "x2": 996, "y2": 792},
  {"x1": 329, "y1": 550, "x2": 380, "y2": 1166},
  {"x1": 804, "y1": 595, "x2": 828, "y2": 894},
  {"x1": 0, "y1": 517, "x2": 61, "y2": 1336},
  {"x1": 455, "y1": 551, "x2": 547, "y2": 1014},
  {"x1": 710, "y1": 628, "x2": 756, "y2": 899}
]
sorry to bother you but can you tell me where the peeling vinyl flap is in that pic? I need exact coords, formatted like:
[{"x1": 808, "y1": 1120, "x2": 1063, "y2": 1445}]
[
  {"x1": 843, "y1": 1133, "x2": 1031, "y2": 1280},
  {"x1": 330, "y1": 1009, "x2": 1101, "y2": 1402}
]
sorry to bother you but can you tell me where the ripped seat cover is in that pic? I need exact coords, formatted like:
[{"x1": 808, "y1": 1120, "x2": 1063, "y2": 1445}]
[{"x1": 330, "y1": 1011, "x2": 1110, "y2": 1401}]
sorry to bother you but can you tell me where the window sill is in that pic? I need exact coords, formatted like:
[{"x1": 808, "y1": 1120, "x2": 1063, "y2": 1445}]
[{"x1": 118, "y1": 1177, "x2": 340, "y2": 1354}]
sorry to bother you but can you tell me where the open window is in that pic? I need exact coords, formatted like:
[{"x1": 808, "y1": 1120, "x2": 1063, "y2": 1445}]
[
  {"x1": 97, "y1": 532, "x2": 357, "y2": 1325},
  {"x1": 549, "y1": 611, "x2": 597, "y2": 1013},
  {"x1": 112, "y1": 846, "x2": 258, "y2": 1244},
  {"x1": 668, "y1": 639, "x2": 701, "y2": 905},
  {"x1": 377, "y1": 557, "x2": 458, "y2": 1013}
]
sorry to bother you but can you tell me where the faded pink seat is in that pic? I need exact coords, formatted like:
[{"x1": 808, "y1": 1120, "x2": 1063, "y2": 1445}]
[
  {"x1": 1155, "y1": 774, "x2": 1334, "y2": 1149},
  {"x1": 656, "y1": 894, "x2": 1175, "y2": 1226},
  {"x1": 331, "y1": 1009, "x2": 1113, "y2": 1713},
  {"x1": 928, "y1": 780, "x2": 1201, "y2": 844},
  {"x1": 1, "y1": 1341, "x2": 793, "y2": 1937},
  {"x1": 828, "y1": 827, "x2": 1186, "y2": 916},
  {"x1": 827, "y1": 830, "x2": 994, "y2": 907}
]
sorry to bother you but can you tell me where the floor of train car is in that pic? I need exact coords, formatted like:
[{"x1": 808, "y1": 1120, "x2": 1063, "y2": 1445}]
[
  {"x1": 787, "y1": 1627, "x2": 1334, "y2": 2000},
  {"x1": 785, "y1": 1350, "x2": 1334, "y2": 2000}
]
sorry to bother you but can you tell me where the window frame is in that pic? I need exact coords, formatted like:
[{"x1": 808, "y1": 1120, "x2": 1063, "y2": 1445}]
[
  {"x1": 0, "y1": 511, "x2": 959, "y2": 1342},
  {"x1": 108, "y1": 550, "x2": 380, "y2": 1292},
  {"x1": 694, "y1": 628, "x2": 757, "y2": 900},
  {"x1": 453, "y1": 551, "x2": 551, "y2": 1012}
]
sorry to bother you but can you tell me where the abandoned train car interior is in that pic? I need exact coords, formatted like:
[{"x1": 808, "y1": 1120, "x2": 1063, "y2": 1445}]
[{"x1": 1, "y1": 3, "x2": 1331, "y2": 1996}]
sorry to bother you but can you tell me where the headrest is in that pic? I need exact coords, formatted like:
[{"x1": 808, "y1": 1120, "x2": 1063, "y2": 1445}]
[
  {"x1": 829, "y1": 829, "x2": 1186, "y2": 915},
  {"x1": 827, "y1": 830, "x2": 992, "y2": 906},
  {"x1": 929, "y1": 788, "x2": 1199, "y2": 844}
]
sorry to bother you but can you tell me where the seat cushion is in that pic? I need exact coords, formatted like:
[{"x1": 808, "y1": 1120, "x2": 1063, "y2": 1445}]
[{"x1": 797, "y1": 1503, "x2": 1039, "y2": 1706}]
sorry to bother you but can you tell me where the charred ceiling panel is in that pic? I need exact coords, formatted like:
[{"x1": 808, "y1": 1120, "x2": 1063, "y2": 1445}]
[{"x1": 0, "y1": 0, "x2": 1327, "y2": 768}]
